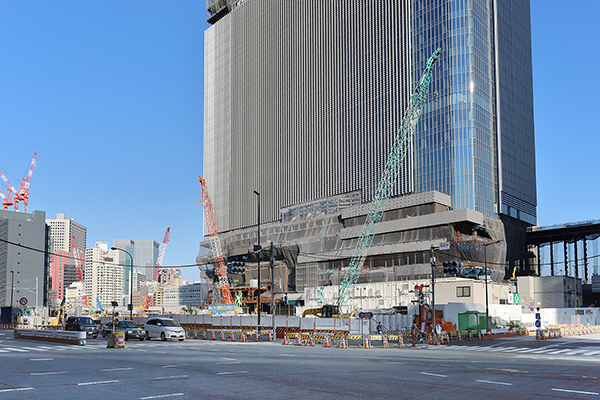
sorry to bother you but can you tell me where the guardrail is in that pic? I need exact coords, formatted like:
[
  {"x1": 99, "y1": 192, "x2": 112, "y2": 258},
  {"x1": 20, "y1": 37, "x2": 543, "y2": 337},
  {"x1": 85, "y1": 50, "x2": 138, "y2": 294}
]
[{"x1": 13, "y1": 329, "x2": 86, "y2": 345}]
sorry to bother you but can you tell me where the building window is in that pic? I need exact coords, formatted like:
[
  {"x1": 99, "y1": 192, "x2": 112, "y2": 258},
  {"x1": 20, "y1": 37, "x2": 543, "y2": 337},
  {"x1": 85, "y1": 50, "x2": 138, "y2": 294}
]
[{"x1": 457, "y1": 286, "x2": 471, "y2": 297}]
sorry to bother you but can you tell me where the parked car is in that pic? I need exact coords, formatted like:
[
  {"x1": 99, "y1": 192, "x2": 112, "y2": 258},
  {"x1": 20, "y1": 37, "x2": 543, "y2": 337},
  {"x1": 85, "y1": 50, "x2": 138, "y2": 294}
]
[
  {"x1": 144, "y1": 317, "x2": 185, "y2": 341},
  {"x1": 101, "y1": 320, "x2": 145, "y2": 341},
  {"x1": 64, "y1": 316, "x2": 99, "y2": 338}
]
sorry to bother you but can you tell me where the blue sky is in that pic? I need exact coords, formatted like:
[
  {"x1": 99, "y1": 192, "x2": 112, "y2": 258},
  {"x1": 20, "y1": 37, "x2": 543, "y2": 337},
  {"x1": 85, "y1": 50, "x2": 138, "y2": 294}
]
[{"x1": 0, "y1": 1, "x2": 598, "y2": 282}]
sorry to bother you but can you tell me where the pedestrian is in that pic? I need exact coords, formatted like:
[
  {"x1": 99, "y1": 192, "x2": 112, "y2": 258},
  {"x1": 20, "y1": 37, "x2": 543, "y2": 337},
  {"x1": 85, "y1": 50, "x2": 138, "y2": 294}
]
[
  {"x1": 435, "y1": 321, "x2": 442, "y2": 345},
  {"x1": 411, "y1": 318, "x2": 419, "y2": 345},
  {"x1": 376, "y1": 321, "x2": 383, "y2": 334}
]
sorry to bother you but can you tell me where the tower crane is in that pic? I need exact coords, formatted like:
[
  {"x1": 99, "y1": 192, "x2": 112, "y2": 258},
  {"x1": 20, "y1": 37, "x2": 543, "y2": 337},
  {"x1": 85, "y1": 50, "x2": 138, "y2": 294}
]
[
  {"x1": 327, "y1": 48, "x2": 441, "y2": 312},
  {"x1": 153, "y1": 227, "x2": 171, "y2": 282},
  {"x1": 71, "y1": 235, "x2": 85, "y2": 283},
  {"x1": 198, "y1": 175, "x2": 233, "y2": 304},
  {"x1": 0, "y1": 189, "x2": 13, "y2": 211},
  {"x1": 15, "y1": 152, "x2": 37, "y2": 212},
  {"x1": 0, "y1": 171, "x2": 19, "y2": 211}
]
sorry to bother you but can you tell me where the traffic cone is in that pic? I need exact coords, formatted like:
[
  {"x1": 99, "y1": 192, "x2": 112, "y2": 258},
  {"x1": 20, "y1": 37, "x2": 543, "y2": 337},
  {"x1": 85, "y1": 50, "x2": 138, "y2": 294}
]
[
  {"x1": 242, "y1": 332, "x2": 247, "y2": 342},
  {"x1": 478, "y1": 330, "x2": 482, "y2": 340},
  {"x1": 221, "y1": 331, "x2": 225, "y2": 341},
  {"x1": 458, "y1": 332, "x2": 462, "y2": 342},
  {"x1": 231, "y1": 331, "x2": 235, "y2": 342},
  {"x1": 399, "y1": 334, "x2": 404, "y2": 348},
  {"x1": 439, "y1": 334, "x2": 444, "y2": 344},
  {"x1": 383, "y1": 334, "x2": 388, "y2": 348},
  {"x1": 269, "y1": 330, "x2": 273, "y2": 341},
  {"x1": 257, "y1": 330, "x2": 261, "y2": 342},
  {"x1": 202, "y1": 330, "x2": 207, "y2": 340},
  {"x1": 341, "y1": 335, "x2": 347, "y2": 349},
  {"x1": 282, "y1": 333, "x2": 287, "y2": 345},
  {"x1": 211, "y1": 330, "x2": 216, "y2": 340},
  {"x1": 309, "y1": 333, "x2": 314, "y2": 347},
  {"x1": 364, "y1": 335, "x2": 370, "y2": 349},
  {"x1": 296, "y1": 332, "x2": 301, "y2": 346},
  {"x1": 325, "y1": 334, "x2": 330, "y2": 348}
]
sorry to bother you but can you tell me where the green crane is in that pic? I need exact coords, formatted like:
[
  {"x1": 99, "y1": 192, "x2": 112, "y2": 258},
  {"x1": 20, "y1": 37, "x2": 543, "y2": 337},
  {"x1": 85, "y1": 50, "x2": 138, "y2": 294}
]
[{"x1": 333, "y1": 47, "x2": 441, "y2": 307}]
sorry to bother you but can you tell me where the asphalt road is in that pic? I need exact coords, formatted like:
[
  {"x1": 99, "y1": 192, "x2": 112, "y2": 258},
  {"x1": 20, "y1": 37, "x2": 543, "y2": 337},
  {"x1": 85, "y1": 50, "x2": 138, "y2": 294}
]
[{"x1": 1, "y1": 329, "x2": 599, "y2": 399}]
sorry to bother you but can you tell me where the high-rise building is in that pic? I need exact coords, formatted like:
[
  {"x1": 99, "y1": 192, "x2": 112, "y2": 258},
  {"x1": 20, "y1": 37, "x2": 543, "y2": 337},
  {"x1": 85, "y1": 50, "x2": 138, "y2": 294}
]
[
  {"x1": 202, "y1": 0, "x2": 536, "y2": 282},
  {"x1": 46, "y1": 213, "x2": 87, "y2": 302},
  {"x1": 112, "y1": 239, "x2": 158, "y2": 284},
  {"x1": 0, "y1": 210, "x2": 48, "y2": 309},
  {"x1": 84, "y1": 242, "x2": 125, "y2": 309}
]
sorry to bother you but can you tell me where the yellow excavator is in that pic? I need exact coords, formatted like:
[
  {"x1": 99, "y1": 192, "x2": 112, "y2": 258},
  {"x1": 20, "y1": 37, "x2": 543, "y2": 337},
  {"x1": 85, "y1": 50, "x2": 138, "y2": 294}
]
[{"x1": 302, "y1": 305, "x2": 356, "y2": 318}]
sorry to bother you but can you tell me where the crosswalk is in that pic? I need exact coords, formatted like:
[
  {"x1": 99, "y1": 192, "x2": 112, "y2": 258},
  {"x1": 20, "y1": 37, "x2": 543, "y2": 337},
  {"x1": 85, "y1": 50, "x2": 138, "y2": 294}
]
[
  {"x1": 0, "y1": 340, "x2": 201, "y2": 355},
  {"x1": 444, "y1": 344, "x2": 600, "y2": 357}
]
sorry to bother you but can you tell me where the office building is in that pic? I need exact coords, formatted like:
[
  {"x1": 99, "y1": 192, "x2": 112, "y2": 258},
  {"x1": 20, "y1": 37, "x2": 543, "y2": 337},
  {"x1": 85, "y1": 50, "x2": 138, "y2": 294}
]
[
  {"x1": 112, "y1": 239, "x2": 159, "y2": 285},
  {"x1": 0, "y1": 209, "x2": 48, "y2": 308},
  {"x1": 202, "y1": 0, "x2": 536, "y2": 293}
]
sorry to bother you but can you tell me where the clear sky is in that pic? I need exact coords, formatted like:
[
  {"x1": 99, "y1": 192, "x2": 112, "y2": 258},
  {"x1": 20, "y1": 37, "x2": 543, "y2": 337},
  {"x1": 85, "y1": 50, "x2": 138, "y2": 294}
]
[{"x1": 1, "y1": 1, "x2": 598, "y2": 282}]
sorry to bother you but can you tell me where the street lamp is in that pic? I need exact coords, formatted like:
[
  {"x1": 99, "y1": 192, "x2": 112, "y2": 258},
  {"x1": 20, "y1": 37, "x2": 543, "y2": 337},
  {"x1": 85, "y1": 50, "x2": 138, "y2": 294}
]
[
  {"x1": 111, "y1": 247, "x2": 134, "y2": 321},
  {"x1": 483, "y1": 240, "x2": 502, "y2": 330},
  {"x1": 253, "y1": 190, "x2": 261, "y2": 330}
]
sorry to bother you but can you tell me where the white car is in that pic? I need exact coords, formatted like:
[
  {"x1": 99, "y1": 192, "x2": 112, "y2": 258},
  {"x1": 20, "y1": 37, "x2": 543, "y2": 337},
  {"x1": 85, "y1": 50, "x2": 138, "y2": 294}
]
[{"x1": 144, "y1": 318, "x2": 185, "y2": 341}]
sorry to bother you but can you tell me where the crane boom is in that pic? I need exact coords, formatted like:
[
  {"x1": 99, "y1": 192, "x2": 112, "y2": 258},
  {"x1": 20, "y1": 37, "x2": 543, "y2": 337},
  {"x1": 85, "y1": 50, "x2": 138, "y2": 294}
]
[
  {"x1": 71, "y1": 235, "x2": 84, "y2": 282},
  {"x1": 0, "y1": 171, "x2": 19, "y2": 210},
  {"x1": 153, "y1": 227, "x2": 170, "y2": 281},
  {"x1": 198, "y1": 176, "x2": 233, "y2": 304},
  {"x1": 16, "y1": 152, "x2": 37, "y2": 212},
  {"x1": 334, "y1": 48, "x2": 441, "y2": 307}
]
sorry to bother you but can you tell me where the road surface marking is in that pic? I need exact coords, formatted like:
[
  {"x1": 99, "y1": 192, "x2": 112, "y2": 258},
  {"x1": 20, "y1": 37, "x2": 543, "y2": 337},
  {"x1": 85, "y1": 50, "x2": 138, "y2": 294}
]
[
  {"x1": 102, "y1": 367, "x2": 134, "y2": 371},
  {"x1": 31, "y1": 371, "x2": 68, "y2": 376},
  {"x1": 3, "y1": 347, "x2": 28, "y2": 352},
  {"x1": 420, "y1": 372, "x2": 447, "y2": 378},
  {"x1": 29, "y1": 358, "x2": 54, "y2": 361},
  {"x1": 0, "y1": 387, "x2": 33, "y2": 393},
  {"x1": 78, "y1": 380, "x2": 119, "y2": 386},
  {"x1": 477, "y1": 380, "x2": 512, "y2": 386},
  {"x1": 140, "y1": 394, "x2": 185, "y2": 399},
  {"x1": 21, "y1": 347, "x2": 48, "y2": 351},
  {"x1": 161, "y1": 364, "x2": 189, "y2": 368},
  {"x1": 217, "y1": 371, "x2": 248, "y2": 375},
  {"x1": 152, "y1": 375, "x2": 189, "y2": 380},
  {"x1": 552, "y1": 388, "x2": 598, "y2": 395}
]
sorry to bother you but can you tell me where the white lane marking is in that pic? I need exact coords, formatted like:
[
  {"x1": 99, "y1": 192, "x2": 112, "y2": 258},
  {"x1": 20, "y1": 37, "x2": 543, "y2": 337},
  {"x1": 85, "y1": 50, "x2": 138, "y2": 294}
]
[
  {"x1": 221, "y1": 357, "x2": 237, "y2": 361},
  {"x1": 552, "y1": 388, "x2": 598, "y2": 395},
  {"x1": 30, "y1": 358, "x2": 54, "y2": 361},
  {"x1": 217, "y1": 371, "x2": 248, "y2": 375},
  {"x1": 585, "y1": 351, "x2": 600, "y2": 356},
  {"x1": 102, "y1": 367, "x2": 134, "y2": 371},
  {"x1": 140, "y1": 394, "x2": 185, "y2": 399},
  {"x1": 217, "y1": 362, "x2": 242, "y2": 365},
  {"x1": 152, "y1": 375, "x2": 189, "y2": 380},
  {"x1": 3, "y1": 347, "x2": 29, "y2": 352},
  {"x1": 77, "y1": 380, "x2": 119, "y2": 386},
  {"x1": 0, "y1": 387, "x2": 34, "y2": 393},
  {"x1": 31, "y1": 371, "x2": 68, "y2": 376},
  {"x1": 565, "y1": 349, "x2": 590, "y2": 356},
  {"x1": 0, "y1": 349, "x2": 7, "y2": 352},
  {"x1": 421, "y1": 372, "x2": 448, "y2": 378},
  {"x1": 161, "y1": 364, "x2": 189, "y2": 368},
  {"x1": 21, "y1": 347, "x2": 48, "y2": 352},
  {"x1": 476, "y1": 380, "x2": 512, "y2": 386}
]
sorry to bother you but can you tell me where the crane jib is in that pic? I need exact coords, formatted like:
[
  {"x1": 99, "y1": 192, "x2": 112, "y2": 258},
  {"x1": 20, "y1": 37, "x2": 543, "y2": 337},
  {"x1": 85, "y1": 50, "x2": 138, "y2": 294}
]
[{"x1": 332, "y1": 47, "x2": 441, "y2": 307}]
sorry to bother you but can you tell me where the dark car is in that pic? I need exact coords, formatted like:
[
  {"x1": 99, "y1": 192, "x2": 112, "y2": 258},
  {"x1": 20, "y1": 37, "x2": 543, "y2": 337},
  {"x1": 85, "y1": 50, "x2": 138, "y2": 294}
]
[
  {"x1": 64, "y1": 316, "x2": 99, "y2": 338},
  {"x1": 101, "y1": 320, "x2": 145, "y2": 341}
]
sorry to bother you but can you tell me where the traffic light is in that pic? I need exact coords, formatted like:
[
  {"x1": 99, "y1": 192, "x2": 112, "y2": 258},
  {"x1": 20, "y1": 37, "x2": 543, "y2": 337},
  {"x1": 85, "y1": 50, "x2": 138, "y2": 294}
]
[
  {"x1": 226, "y1": 261, "x2": 246, "y2": 274},
  {"x1": 442, "y1": 261, "x2": 462, "y2": 274}
]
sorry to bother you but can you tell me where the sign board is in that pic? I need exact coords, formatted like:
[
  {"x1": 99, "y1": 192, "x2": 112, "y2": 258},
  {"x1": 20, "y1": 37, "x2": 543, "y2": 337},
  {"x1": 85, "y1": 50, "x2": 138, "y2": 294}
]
[
  {"x1": 19, "y1": 297, "x2": 27, "y2": 306},
  {"x1": 535, "y1": 313, "x2": 541, "y2": 320},
  {"x1": 514, "y1": 294, "x2": 520, "y2": 304},
  {"x1": 535, "y1": 320, "x2": 541, "y2": 328},
  {"x1": 439, "y1": 242, "x2": 450, "y2": 250},
  {"x1": 208, "y1": 304, "x2": 236, "y2": 316}
]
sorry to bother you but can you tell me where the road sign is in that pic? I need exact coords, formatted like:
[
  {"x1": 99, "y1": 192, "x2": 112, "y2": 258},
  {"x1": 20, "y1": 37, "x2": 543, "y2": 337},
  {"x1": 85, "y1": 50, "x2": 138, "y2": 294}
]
[
  {"x1": 439, "y1": 242, "x2": 450, "y2": 250},
  {"x1": 529, "y1": 301, "x2": 534, "y2": 307},
  {"x1": 514, "y1": 294, "x2": 520, "y2": 304},
  {"x1": 19, "y1": 297, "x2": 27, "y2": 306},
  {"x1": 535, "y1": 320, "x2": 541, "y2": 328},
  {"x1": 359, "y1": 312, "x2": 365, "y2": 319}
]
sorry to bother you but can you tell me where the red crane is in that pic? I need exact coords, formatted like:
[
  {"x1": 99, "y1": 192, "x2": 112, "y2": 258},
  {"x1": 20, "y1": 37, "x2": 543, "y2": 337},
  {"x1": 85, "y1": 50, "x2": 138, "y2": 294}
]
[
  {"x1": 198, "y1": 176, "x2": 233, "y2": 304},
  {"x1": 153, "y1": 227, "x2": 171, "y2": 282},
  {"x1": 0, "y1": 188, "x2": 13, "y2": 210},
  {"x1": 71, "y1": 235, "x2": 84, "y2": 282},
  {"x1": 0, "y1": 171, "x2": 19, "y2": 210},
  {"x1": 15, "y1": 152, "x2": 37, "y2": 212}
]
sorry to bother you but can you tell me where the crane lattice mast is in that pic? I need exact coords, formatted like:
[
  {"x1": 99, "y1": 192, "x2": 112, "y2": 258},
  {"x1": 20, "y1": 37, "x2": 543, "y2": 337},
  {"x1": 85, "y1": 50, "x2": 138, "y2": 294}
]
[
  {"x1": 71, "y1": 235, "x2": 85, "y2": 283},
  {"x1": 198, "y1": 176, "x2": 233, "y2": 304},
  {"x1": 334, "y1": 48, "x2": 441, "y2": 307},
  {"x1": 153, "y1": 227, "x2": 171, "y2": 282},
  {"x1": 0, "y1": 171, "x2": 19, "y2": 211},
  {"x1": 16, "y1": 152, "x2": 37, "y2": 213}
]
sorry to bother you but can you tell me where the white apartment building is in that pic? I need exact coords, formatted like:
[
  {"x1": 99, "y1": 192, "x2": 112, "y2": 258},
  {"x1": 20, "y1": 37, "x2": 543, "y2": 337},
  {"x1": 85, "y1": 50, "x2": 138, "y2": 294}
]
[
  {"x1": 85, "y1": 242, "x2": 125, "y2": 309},
  {"x1": 46, "y1": 213, "x2": 87, "y2": 253}
]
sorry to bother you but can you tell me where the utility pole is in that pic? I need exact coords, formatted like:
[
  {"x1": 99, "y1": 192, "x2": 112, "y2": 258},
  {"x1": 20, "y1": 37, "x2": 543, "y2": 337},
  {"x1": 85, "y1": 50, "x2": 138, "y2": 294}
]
[
  {"x1": 430, "y1": 246, "x2": 436, "y2": 345},
  {"x1": 253, "y1": 190, "x2": 261, "y2": 335}
]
